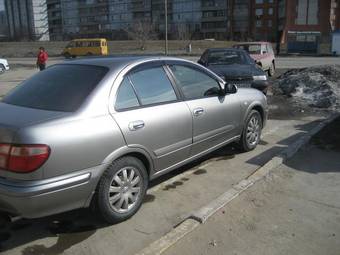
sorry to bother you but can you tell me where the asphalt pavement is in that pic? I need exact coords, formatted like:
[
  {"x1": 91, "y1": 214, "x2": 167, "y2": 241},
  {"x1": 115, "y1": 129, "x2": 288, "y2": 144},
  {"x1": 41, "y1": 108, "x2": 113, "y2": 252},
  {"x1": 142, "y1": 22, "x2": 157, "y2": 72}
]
[{"x1": 0, "y1": 59, "x2": 337, "y2": 255}]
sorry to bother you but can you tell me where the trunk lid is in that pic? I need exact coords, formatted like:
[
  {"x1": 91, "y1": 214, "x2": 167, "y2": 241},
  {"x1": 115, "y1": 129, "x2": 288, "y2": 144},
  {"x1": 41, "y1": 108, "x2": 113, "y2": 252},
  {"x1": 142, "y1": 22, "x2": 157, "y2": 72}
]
[{"x1": 0, "y1": 102, "x2": 69, "y2": 179}]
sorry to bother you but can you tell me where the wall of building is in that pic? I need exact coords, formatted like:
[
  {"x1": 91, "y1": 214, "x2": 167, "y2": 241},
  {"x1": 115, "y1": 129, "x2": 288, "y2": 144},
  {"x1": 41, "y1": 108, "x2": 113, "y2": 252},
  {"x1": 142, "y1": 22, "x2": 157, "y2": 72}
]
[{"x1": 5, "y1": 0, "x2": 49, "y2": 41}]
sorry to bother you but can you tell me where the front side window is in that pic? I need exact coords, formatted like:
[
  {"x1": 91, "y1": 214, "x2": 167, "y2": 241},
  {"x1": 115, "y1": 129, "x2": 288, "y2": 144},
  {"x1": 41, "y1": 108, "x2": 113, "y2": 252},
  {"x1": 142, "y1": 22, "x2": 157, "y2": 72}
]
[
  {"x1": 2, "y1": 64, "x2": 108, "y2": 112},
  {"x1": 169, "y1": 65, "x2": 220, "y2": 100},
  {"x1": 115, "y1": 77, "x2": 140, "y2": 111},
  {"x1": 129, "y1": 67, "x2": 177, "y2": 106}
]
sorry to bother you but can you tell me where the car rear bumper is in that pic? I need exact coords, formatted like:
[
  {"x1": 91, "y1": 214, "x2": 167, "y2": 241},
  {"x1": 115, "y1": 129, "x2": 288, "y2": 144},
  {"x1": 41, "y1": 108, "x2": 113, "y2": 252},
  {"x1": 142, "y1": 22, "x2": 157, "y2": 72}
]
[{"x1": 0, "y1": 165, "x2": 106, "y2": 219}]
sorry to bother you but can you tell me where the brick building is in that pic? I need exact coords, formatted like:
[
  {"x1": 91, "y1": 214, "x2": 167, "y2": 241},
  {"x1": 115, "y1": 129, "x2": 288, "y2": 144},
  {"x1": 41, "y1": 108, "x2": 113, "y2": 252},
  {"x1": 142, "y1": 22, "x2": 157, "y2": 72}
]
[
  {"x1": 278, "y1": 0, "x2": 340, "y2": 54},
  {"x1": 250, "y1": 0, "x2": 278, "y2": 42}
]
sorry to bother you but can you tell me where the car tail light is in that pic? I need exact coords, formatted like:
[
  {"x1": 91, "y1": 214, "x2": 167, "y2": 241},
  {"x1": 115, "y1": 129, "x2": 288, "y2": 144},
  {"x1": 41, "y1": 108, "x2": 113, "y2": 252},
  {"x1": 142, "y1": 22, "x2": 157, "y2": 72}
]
[{"x1": 0, "y1": 144, "x2": 50, "y2": 173}]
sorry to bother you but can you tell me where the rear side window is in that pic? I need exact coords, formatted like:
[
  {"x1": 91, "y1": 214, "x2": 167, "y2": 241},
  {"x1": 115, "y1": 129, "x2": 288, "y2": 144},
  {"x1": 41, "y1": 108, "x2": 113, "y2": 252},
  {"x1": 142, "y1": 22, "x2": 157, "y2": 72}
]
[
  {"x1": 2, "y1": 64, "x2": 108, "y2": 112},
  {"x1": 129, "y1": 67, "x2": 177, "y2": 106},
  {"x1": 115, "y1": 77, "x2": 140, "y2": 111},
  {"x1": 169, "y1": 65, "x2": 220, "y2": 100}
]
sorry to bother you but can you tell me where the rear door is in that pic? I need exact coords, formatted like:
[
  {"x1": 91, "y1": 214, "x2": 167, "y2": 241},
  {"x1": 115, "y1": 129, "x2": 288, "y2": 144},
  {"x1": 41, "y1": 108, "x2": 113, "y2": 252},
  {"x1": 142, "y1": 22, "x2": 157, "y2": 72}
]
[
  {"x1": 112, "y1": 62, "x2": 192, "y2": 172},
  {"x1": 166, "y1": 62, "x2": 242, "y2": 156}
]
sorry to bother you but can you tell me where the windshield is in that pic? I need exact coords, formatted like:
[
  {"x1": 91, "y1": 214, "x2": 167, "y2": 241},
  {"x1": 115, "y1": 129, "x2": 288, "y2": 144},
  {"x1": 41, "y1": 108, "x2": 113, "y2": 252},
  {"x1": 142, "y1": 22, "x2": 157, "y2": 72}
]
[
  {"x1": 207, "y1": 50, "x2": 249, "y2": 65},
  {"x1": 2, "y1": 64, "x2": 108, "y2": 112},
  {"x1": 236, "y1": 44, "x2": 261, "y2": 54}
]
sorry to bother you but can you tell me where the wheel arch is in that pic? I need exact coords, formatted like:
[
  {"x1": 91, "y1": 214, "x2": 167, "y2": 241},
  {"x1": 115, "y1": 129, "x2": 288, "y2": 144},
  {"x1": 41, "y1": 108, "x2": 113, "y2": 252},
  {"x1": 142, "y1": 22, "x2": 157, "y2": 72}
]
[
  {"x1": 244, "y1": 102, "x2": 265, "y2": 127},
  {"x1": 102, "y1": 146, "x2": 154, "y2": 178}
]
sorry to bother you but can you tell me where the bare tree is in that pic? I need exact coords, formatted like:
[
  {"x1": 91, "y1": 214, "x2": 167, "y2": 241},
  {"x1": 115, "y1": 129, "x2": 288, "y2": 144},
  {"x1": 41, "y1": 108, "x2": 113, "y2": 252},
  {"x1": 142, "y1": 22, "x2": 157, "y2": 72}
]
[{"x1": 125, "y1": 19, "x2": 156, "y2": 51}]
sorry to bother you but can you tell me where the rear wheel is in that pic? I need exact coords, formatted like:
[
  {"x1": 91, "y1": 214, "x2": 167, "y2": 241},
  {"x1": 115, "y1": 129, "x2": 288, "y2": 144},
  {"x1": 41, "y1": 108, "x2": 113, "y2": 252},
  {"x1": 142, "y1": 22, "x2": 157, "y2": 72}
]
[
  {"x1": 239, "y1": 110, "x2": 262, "y2": 152},
  {"x1": 0, "y1": 64, "x2": 5, "y2": 74},
  {"x1": 96, "y1": 156, "x2": 148, "y2": 224}
]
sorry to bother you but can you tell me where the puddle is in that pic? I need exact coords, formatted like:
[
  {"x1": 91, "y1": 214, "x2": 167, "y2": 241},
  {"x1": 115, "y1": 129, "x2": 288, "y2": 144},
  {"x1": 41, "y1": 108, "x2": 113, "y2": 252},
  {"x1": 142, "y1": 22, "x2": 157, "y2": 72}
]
[
  {"x1": 215, "y1": 155, "x2": 235, "y2": 161},
  {"x1": 163, "y1": 181, "x2": 184, "y2": 191},
  {"x1": 144, "y1": 194, "x2": 156, "y2": 203},
  {"x1": 193, "y1": 169, "x2": 207, "y2": 175},
  {"x1": 259, "y1": 140, "x2": 269, "y2": 145}
]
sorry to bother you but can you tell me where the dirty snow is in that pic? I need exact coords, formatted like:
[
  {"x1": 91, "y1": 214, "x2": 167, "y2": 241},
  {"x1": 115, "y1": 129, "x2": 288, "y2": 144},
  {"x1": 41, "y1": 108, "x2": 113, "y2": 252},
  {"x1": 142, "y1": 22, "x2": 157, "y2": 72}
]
[{"x1": 273, "y1": 65, "x2": 340, "y2": 109}]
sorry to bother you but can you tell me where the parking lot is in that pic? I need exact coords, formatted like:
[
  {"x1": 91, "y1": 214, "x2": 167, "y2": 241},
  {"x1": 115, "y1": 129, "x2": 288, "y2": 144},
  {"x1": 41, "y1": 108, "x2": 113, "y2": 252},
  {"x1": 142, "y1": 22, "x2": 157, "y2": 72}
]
[{"x1": 0, "y1": 56, "x2": 339, "y2": 255}]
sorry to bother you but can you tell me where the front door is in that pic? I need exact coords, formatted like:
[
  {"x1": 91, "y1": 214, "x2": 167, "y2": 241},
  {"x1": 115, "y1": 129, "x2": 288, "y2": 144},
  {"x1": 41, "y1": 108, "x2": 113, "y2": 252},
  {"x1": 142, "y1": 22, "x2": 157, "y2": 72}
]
[
  {"x1": 167, "y1": 63, "x2": 242, "y2": 156},
  {"x1": 112, "y1": 63, "x2": 192, "y2": 172}
]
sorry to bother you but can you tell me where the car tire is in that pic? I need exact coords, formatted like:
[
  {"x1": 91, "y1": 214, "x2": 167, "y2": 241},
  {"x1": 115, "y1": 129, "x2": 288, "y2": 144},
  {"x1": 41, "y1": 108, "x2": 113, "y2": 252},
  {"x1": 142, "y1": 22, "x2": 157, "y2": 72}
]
[
  {"x1": 238, "y1": 110, "x2": 262, "y2": 152},
  {"x1": 96, "y1": 156, "x2": 148, "y2": 224},
  {"x1": 268, "y1": 62, "x2": 275, "y2": 77},
  {"x1": 0, "y1": 64, "x2": 5, "y2": 74},
  {"x1": 64, "y1": 52, "x2": 71, "y2": 59}
]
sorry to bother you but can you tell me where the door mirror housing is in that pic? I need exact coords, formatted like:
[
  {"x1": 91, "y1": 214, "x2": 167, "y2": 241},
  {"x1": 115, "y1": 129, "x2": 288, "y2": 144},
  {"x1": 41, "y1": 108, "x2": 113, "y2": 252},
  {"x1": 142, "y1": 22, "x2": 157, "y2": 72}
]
[
  {"x1": 225, "y1": 83, "x2": 238, "y2": 94},
  {"x1": 198, "y1": 59, "x2": 206, "y2": 66}
]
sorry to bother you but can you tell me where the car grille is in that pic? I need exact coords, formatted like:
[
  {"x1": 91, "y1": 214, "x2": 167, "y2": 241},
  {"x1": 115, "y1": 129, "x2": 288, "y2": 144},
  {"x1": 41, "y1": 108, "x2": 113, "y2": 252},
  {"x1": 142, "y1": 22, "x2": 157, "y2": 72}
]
[{"x1": 224, "y1": 76, "x2": 253, "y2": 88}]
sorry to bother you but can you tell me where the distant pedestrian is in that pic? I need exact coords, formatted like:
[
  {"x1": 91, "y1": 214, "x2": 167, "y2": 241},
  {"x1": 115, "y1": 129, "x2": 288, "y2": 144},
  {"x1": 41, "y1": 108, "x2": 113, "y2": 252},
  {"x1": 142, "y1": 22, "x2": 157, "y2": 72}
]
[{"x1": 36, "y1": 47, "x2": 48, "y2": 71}]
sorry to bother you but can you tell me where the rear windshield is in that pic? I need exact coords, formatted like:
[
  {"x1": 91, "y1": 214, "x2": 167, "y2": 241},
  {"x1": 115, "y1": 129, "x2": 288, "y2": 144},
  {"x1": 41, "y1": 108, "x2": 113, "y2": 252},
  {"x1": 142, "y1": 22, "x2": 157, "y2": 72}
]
[{"x1": 2, "y1": 64, "x2": 108, "y2": 112}]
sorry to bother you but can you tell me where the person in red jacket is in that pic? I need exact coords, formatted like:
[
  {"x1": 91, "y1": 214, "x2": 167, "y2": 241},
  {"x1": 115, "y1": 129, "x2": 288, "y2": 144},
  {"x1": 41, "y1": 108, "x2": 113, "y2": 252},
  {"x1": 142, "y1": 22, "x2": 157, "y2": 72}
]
[{"x1": 36, "y1": 47, "x2": 48, "y2": 71}]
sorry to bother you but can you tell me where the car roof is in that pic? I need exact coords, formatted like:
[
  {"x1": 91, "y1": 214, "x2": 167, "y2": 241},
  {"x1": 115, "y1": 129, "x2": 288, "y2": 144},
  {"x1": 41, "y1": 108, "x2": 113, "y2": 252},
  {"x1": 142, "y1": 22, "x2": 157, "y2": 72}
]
[
  {"x1": 235, "y1": 42, "x2": 270, "y2": 45},
  {"x1": 207, "y1": 48, "x2": 245, "y2": 52},
  {"x1": 56, "y1": 56, "x2": 185, "y2": 69}
]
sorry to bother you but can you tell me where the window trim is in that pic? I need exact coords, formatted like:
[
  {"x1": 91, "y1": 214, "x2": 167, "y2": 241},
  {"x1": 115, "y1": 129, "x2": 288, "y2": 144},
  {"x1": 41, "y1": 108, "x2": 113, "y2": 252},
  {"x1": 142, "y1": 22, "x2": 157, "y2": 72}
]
[
  {"x1": 114, "y1": 62, "x2": 181, "y2": 112},
  {"x1": 165, "y1": 62, "x2": 223, "y2": 101}
]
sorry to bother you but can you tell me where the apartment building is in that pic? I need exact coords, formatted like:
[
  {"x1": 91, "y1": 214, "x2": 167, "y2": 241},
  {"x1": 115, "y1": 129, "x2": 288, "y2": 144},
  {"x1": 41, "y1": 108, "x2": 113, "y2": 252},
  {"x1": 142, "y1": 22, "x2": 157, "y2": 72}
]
[
  {"x1": 250, "y1": 0, "x2": 278, "y2": 42},
  {"x1": 5, "y1": 0, "x2": 49, "y2": 41},
  {"x1": 46, "y1": 0, "x2": 235, "y2": 40},
  {"x1": 0, "y1": 10, "x2": 7, "y2": 40}
]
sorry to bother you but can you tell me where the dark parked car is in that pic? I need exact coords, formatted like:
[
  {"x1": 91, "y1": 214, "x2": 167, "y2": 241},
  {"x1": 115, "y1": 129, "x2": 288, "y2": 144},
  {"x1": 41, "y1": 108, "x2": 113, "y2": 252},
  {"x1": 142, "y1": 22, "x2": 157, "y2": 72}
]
[{"x1": 198, "y1": 48, "x2": 270, "y2": 94}]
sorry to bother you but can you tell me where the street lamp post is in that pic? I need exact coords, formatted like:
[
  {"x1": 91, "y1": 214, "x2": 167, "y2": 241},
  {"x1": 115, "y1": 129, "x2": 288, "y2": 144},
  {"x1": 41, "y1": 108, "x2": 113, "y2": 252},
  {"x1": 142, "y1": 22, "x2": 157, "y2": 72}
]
[{"x1": 165, "y1": 0, "x2": 168, "y2": 55}]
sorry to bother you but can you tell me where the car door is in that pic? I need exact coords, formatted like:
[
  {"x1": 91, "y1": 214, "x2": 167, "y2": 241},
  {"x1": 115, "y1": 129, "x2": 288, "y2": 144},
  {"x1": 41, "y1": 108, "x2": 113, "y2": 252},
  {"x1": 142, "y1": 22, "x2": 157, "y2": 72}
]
[
  {"x1": 166, "y1": 62, "x2": 242, "y2": 156},
  {"x1": 112, "y1": 62, "x2": 192, "y2": 172}
]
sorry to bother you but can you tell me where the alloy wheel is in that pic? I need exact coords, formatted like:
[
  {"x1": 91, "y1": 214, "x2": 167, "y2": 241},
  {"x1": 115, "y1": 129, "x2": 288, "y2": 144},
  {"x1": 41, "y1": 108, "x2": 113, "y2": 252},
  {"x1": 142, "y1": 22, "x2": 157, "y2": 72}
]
[
  {"x1": 108, "y1": 167, "x2": 142, "y2": 214},
  {"x1": 246, "y1": 115, "x2": 261, "y2": 146}
]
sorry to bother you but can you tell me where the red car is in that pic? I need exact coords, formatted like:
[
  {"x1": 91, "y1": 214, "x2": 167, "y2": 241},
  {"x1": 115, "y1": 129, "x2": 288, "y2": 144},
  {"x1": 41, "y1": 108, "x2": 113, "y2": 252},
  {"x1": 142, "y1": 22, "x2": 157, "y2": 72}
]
[{"x1": 233, "y1": 42, "x2": 276, "y2": 76}]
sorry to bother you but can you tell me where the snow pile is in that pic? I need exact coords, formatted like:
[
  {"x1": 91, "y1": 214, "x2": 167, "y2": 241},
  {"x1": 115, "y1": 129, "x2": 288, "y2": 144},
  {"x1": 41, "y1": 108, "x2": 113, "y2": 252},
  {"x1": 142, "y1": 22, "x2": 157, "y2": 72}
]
[{"x1": 275, "y1": 65, "x2": 340, "y2": 109}]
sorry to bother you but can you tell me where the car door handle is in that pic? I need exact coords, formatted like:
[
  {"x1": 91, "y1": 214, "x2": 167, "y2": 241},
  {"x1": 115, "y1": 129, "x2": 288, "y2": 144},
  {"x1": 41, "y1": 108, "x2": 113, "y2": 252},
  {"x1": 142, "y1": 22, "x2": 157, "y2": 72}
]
[
  {"x1": 129, "y1": 120, "x2": 145, "y2": 131},
  {"x1": 193, "y1": 108, "x2": 204, "y2": 116}
]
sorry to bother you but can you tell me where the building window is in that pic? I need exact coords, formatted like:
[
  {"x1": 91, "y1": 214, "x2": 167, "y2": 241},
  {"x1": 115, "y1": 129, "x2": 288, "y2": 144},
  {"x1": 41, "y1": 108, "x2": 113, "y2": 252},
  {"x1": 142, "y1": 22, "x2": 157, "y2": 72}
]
[
  {"x1": 256, "y1": 8, "x2": 264, "y2": 16},
  {"x1": 268, "y1": 8, "x2": 273, "y2": 15},
  {"x1": 296, "y1": 0, "x2": 319, "y2": 25},
  {"x1": 268, "y1": 20, "x2": 273, "y2": 27},
  {"x1": 307, "y1": 0, "x2": 318, "y2": 25},
  {"x1": 268, "y1": 0, "x2": 274, "y2": 3},
  {"x1": 256, "y1": 0, "x2": 264, "y2": 4},
  {"x1": 256, "y1": 20, "x2": 262, "y2": 27}
]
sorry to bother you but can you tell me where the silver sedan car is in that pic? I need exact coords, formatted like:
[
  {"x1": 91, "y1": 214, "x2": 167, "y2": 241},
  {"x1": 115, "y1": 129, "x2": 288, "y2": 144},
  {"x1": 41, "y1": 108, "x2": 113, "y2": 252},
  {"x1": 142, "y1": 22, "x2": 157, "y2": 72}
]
[{"x1": 0, "y1": 56, "x2": 267, "y2": 223}]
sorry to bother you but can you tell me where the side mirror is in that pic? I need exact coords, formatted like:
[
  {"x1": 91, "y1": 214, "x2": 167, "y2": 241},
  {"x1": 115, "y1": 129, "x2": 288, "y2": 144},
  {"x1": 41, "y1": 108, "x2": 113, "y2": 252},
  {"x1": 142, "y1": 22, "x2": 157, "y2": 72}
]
[
  {"x1": 198, "y1": 59, "x2": 206, "y2": 66},
  {"x1": 225, "y1": 83, "x2": 238, "y2": 94}
]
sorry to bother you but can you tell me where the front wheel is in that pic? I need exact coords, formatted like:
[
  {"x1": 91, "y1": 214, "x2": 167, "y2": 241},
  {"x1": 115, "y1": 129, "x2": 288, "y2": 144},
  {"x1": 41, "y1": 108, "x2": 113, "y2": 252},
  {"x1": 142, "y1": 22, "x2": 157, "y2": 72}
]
[
  {"x1": 96, "y1": 156, "x2": 148, "y2": 224},
  {"x1": 268, "y1": 62, "x2": 275, "y2": 77},
  {"x1": 238, "y1": 110, "x2": 262, "y2": 152}
]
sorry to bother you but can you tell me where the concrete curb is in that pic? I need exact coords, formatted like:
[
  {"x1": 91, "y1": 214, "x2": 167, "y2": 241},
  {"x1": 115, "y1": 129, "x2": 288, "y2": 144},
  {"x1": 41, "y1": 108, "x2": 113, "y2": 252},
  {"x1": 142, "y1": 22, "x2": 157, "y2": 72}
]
[
  {"x1": 135, "y1": 219, "x2": 200, "y2": 255},
  {"x1": 135, "y1": 113, "x2": 340, "y2": 255}
]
